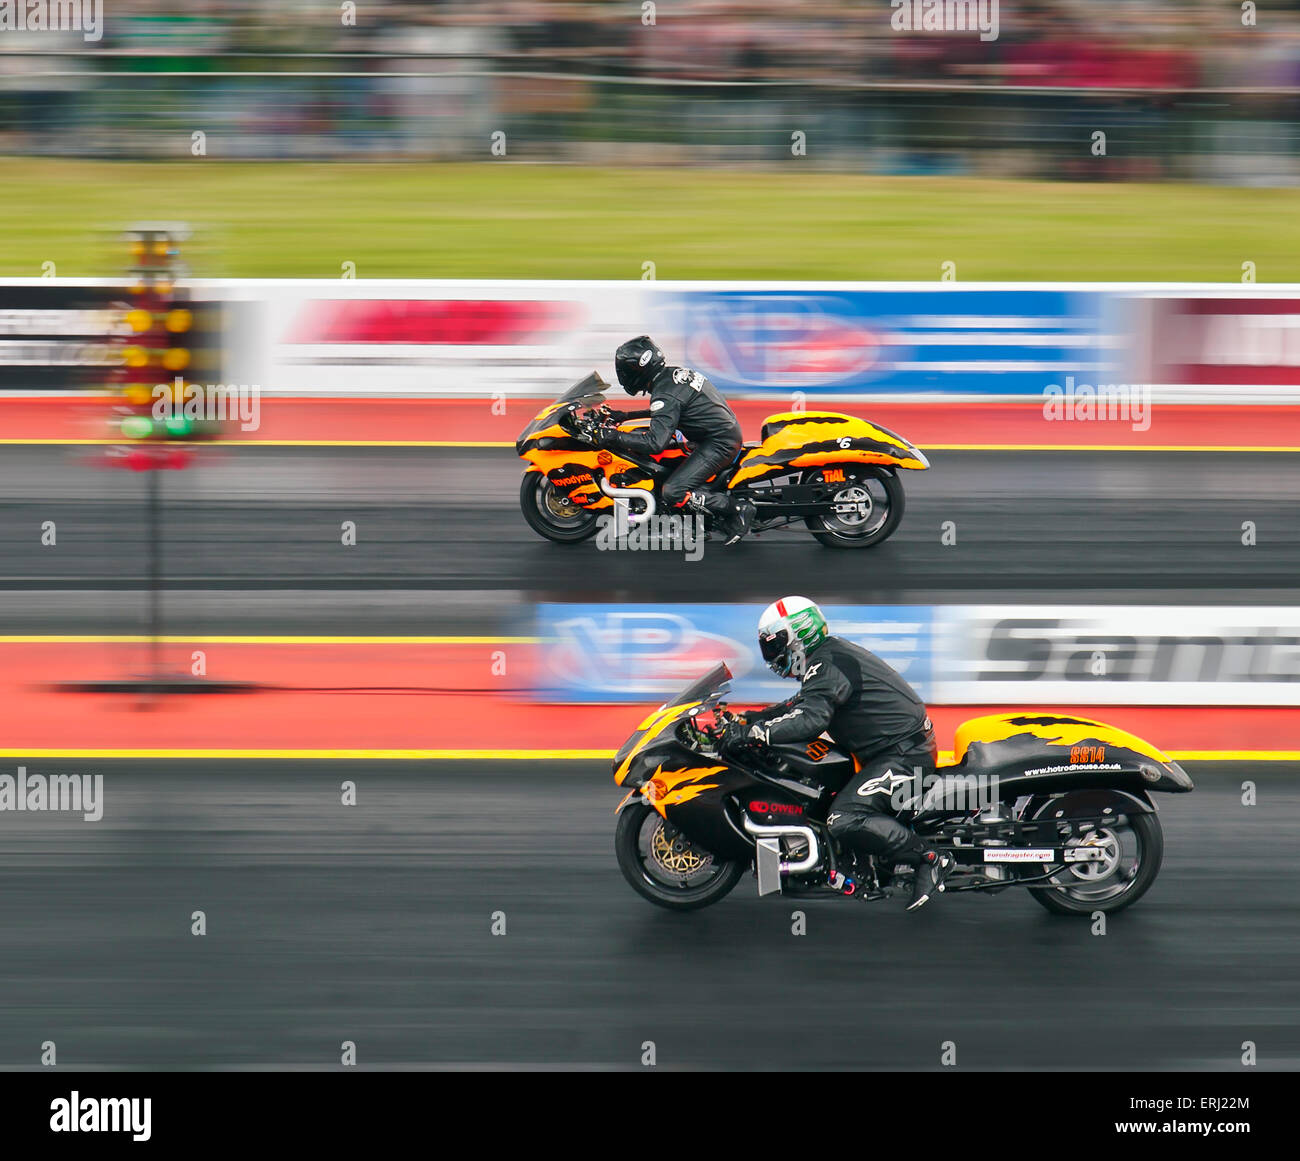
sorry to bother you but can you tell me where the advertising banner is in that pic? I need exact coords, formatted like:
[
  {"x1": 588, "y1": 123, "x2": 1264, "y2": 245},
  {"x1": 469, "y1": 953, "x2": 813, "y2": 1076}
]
[
  {"x1": 235, "y1": 280, "x2": 1117, "y2": 400},
  {"x1": 651, "y1": 287, "x2": 1116, "y2": 398},
  {"x1": 8, "y1": 280, "x2": 1300, "y2": 406},
  {"x1": 219, "y1": 279, "x2": 642, "y2": 398},
  {"x1": 533, "y1": 603, "x2": 1300, "y2": 707},
  {"x1": 533, "y1": 603, "x2": 935, "y2": 703},
  {"x1": 0, "y1": 283, "x2": 126, "y2": 391},
  {"x1": 1141, "y1": 293, "x2": 1300, "y2": 400},
  {"x1": 935, "y1": 605, "x2": 1300, "y2": 706}
]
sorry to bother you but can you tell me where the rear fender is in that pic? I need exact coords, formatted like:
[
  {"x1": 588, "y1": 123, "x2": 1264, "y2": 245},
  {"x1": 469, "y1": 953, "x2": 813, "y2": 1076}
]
[
  {"x1": 1026, "y1": 787, "x2": 1158, "y2": 820},
  {"x1": 729, "y1": 411, "x2": 929, "y2": 488}
]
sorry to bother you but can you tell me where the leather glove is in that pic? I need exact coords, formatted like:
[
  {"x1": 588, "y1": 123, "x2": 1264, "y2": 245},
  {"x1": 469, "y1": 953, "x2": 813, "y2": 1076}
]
[
  {"x1": 719, "y1": 720, "x2": 767, "y2": 755},
  {"x1": 589, "y1": 423, "x2": 619, "y2": 449}
]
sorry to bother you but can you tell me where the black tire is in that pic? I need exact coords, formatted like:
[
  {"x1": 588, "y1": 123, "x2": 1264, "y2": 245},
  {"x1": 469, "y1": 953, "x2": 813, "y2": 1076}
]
[
  {"x1": 1027, "y1": 793, "x2": 1164, "y2": 916},
  {"x1": 802, "y1": 466, "x2": 905, "y2": 549},
  {"x1": 615, "y1": 803, "x2": 746, "y2": 911},
  {"x1": 519, "y1": 473, "x2": 600, "y2": 544}
]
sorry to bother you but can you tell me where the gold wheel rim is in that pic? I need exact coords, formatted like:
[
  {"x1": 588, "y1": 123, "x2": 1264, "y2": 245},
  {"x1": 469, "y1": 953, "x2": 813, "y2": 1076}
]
[
  {"x1": 543, "y1": 486, "x2": 581, "y2": 520},
  {"x1": 650, "y1": 822, "x2": 710, "y2": 876}
]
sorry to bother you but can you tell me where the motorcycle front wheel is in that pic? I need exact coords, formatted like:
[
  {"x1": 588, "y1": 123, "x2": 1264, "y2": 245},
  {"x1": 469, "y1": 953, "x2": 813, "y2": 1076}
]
[
  {"x1": 615, "y1": 803, "x2": 746, "y2": 911},
  {"x1": 519, "y1": 473, "x2": 600, "y2": 544}
]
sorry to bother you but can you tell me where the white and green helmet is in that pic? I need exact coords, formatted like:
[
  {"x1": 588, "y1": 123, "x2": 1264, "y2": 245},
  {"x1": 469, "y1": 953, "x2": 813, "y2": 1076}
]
[{"x1": 757, "y1": 596, "x2": 829, "y2": 678}]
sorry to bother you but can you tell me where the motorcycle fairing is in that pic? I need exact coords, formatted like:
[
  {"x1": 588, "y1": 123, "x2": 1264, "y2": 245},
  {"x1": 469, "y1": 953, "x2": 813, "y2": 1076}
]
[
  {"x1": 517, "y1": 376, "x2": 689, "y2": 508},
  {"x1": 619, "y1": 727, "x2": 771, "y2": 859},
  {"x1": 612, "y1": 664, "x2": 814, "y2": 859},
  {"x1": 940, "y1": 712, "x2": 1194, "y2": 799},
  {"x1": 954, "y1": 712, "x2": 1171, "y2": 764},
  {"x1": 614, "y1": 700, "x2": 704, "y2": 786},
  {"x1": 728, "y1": 411, "x2": 930, "y2": 488},
  {"x1": 518, "y1": 422, "x2": 650, "y2": 510}
]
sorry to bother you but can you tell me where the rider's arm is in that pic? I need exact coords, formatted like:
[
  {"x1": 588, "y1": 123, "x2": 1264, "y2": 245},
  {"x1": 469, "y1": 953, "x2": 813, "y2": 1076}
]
[
  {"x1": 603, "y1": 387, "x2": 684, "y2": 455},
  {"x1": 752, "y1": 660, "x2": 853, "y2": 745},
  {"x1": 745, "y1": 696, "x2": 798, "y2": 726}
]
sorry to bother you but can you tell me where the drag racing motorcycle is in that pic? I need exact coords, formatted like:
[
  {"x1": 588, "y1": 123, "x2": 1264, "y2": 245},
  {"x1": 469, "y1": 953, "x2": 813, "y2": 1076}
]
[
  {"x1": 613, "y1": 664, "x2": 1193, "y2": 916},
  {"x1": 516, "y1": 373, "x2": 929, "y2": 548}
]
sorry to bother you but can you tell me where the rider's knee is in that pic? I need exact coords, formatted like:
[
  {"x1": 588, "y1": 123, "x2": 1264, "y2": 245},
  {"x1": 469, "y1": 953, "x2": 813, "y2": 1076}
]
[
  {"x1": 663, "y1": 481, "x2": 691, "y2": 508},
  {"x1": 826, "y1": 808, "x2": 860, "y2": 841}
]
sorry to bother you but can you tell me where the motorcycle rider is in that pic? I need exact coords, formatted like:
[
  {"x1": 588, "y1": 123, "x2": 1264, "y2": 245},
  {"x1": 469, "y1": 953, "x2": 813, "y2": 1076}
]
[
  {"x1": 720, "y1": 596, "x2": 955, "y2": 911},
  {"x1": 590, "y1": 336, "x2": 757, "y2": 545}
]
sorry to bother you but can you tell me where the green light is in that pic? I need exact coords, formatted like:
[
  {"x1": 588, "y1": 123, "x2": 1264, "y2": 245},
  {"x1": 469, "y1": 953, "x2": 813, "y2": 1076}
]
[{"x1": 121, "y1": 415, "x2": 154, "y2": 440}]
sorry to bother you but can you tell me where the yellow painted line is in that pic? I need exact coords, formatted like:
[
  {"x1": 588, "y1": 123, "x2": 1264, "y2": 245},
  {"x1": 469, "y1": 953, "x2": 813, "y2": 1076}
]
[
  {"x1": 0, "y1": 438, "x2": 120, "y2": 446},
  {"x1": 0, "y1": 748, "x2": 1295, "y2": 762},
  {"x1": 0, "y1": 748, "x2": 615, "y2": 760},
  {"x1": 4, "y1": 436, "x2": 1299, "y2": 452},
  {"x1": 0, "y1": 635, "x2": 536, "y2": 645}
]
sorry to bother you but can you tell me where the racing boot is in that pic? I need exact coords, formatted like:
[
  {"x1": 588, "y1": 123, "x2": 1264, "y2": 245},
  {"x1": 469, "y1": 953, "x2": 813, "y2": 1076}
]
[
  {"x1": 686, "y1": 492, "x2": 755, "y2": 546},
  {"x1": 904, "y1": 845, "x2": 954, "y2": 912},
  {"x1": 715, "y1": 496, "x2": 756, "y2": 545}
]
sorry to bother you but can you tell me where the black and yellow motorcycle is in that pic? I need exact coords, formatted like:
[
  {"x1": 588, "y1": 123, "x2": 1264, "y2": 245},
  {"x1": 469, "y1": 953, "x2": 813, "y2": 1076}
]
[
  {"x1": 517, "y1": 374, "x2": 929, "y2": 548},
  {"x1": 613, "y1": 664, "x2": 1193, "y2": 916}
]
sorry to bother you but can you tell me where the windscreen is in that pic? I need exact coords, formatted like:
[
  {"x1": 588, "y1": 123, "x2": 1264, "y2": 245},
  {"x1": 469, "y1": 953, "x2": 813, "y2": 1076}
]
[
  {"x1": 668, "y1": 662, "x2": 732, "y2": 708},
  {"x1": 517, "y1": 373, "x2": 609, "y2": 447},
  {"x1": 555, "y1": 372, "x2": 608, "y2": 406}
]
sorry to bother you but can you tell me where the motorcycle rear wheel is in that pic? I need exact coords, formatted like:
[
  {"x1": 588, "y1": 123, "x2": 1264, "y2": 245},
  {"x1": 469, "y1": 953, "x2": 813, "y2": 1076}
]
[
  {"x1": 519, "y1": 473, "x2": 600, "y2": 544},
  {"x1": 1027, "y1": 792, "x2": 1164, "y2": 916},
  {"x1": 615, "y1": 803, "x2": 746, "y2": 911},
  {"x1": 801, "y1": 466, "x2": 905, "y2": 549}
]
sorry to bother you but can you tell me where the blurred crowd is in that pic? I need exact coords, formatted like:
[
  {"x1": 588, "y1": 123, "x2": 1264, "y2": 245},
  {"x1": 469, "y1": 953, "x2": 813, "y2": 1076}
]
[
  {"x1": 3, "y1": 0, "x2": 1299, "y2": 176},
  {"x1": 5, "y1": 0, "x2": 1300, "y2": 88}
]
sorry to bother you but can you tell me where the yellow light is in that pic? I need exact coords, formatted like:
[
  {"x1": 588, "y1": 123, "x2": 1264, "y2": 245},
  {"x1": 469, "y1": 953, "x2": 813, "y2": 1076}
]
[
  {"x1": 156, "y1": 281, "x2": 172, "y2": 296},
  {"x1": 164, "y1": 308, "x2": 193, "y2": 334},
  {"x1": 126, "y1": 308, "x2": 153, "y2": 333},
  {"x1": 124, "y1": 384, "x2": 153, "y2": 406},
  {"x1": 123, "y1": 346, "x2": 149, "y2": 369},
  {"x1": 162, "y1": 347, "x2": 190, "y2": 372},
  {"x1": 152, "y1": 241, "x2": 168, "y2": 256},
  {"x1": 130, "y1": 241, "x2": 145, "y2": 258}
]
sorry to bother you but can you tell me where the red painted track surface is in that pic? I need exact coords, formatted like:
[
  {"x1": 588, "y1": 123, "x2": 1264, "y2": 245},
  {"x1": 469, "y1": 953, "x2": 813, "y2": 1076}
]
[
  {"x1": 1, "y1": 641, "x2": 1292, "y2": 754},
  {"x1": 4, "y1": 396, "x2": 1300, "y2": 448}
]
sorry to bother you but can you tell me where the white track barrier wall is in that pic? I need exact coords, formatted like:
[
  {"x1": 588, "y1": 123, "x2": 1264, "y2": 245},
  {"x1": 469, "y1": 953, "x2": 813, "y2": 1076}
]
[{"x1": 5, "y1": 279, "x2": 1300, "y2": 403}]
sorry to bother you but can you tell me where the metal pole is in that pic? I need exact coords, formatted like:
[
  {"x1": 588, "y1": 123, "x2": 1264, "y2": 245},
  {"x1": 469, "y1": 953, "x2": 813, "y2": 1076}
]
[{"x1": 148, "y1": 463, "x2": 161, "y2": 684}]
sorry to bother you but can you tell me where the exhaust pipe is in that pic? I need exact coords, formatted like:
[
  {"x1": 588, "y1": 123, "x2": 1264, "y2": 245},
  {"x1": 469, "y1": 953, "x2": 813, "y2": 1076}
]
[
  {"x1": 743, "y1": 820, "x2": 820, "y2": 873},
  {"x1": 599, "y1": 479, "x2": 656, "y2": 525}
]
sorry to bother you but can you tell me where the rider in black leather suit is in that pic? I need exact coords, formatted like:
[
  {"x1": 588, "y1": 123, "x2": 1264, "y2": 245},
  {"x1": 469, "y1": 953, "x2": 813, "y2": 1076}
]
[
  {"x1": 594, "y1": 336, "x2": 756, "y2": 544},
  {"x1": 722, "y1": 596, "x2": 955, "y2": 910}
]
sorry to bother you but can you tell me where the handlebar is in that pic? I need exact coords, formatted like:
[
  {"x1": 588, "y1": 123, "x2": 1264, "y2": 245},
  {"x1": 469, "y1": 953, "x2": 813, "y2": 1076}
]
[
  {"x1": 559, "y1": 403, "x2": 610, "y2": 442},
  {"x1": 680, "y1": 709, "x2": 799, "y2": 782}
]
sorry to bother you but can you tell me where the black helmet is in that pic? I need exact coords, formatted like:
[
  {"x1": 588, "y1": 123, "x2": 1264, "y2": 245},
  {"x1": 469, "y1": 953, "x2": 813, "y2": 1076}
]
[{"x1": 614, "y1": 335, "x2": 665, "y2": 395}]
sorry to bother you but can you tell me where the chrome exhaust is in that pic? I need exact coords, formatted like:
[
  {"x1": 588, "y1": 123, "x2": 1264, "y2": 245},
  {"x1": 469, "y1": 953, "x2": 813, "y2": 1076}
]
[
  {"x1": 599, "y1": 479, "x2": 656, "y2": 525},
  {"x1": 743, "y1": 816, "x2": 821, "y2": 878}
]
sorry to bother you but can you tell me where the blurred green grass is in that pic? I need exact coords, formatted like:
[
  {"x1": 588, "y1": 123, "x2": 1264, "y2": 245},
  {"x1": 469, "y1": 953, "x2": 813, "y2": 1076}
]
[{"x1": 2, "y1": 160, "x2": 1298, "y2": 280}]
